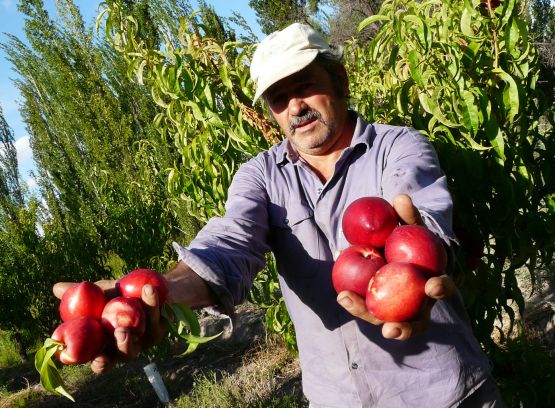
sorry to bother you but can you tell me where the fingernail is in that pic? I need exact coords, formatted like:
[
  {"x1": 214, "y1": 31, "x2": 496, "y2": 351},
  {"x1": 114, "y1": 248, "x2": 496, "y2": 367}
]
[
  {"x1": 115, "y1": 328, "x2": 127, "y2": 343},
  {"x1": 384, "y1": 327, "x2": 402, "y2": 339},
  {"x1": 338, "y1": 295, "x2": 353, "y2": 308},
  {"x1": 144, "y1": 284, "x2": 154, "y2": 297}
]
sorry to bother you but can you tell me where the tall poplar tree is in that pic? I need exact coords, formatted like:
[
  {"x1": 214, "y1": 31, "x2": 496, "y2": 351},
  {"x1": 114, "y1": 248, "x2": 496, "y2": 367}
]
[
  {"x1": 0, "y1": 107, "x2": 24, "y2": 219},
  {"x1": 2, "y1": 0, "x2": 181, "y2": 271}
]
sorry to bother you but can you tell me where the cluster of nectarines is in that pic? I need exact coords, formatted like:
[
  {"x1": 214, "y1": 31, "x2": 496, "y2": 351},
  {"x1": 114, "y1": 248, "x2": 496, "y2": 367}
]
[
  {"x1": 51, "y1": 269, "x2": 167, "y2": 364},
  {"x1": 333, "y1": 197, "x2": 447, "y2": 322}
]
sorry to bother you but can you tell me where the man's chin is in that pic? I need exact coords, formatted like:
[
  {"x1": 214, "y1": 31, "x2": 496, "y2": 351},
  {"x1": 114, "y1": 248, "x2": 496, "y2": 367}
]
[{"x1": 290, "y1": 140, "x2": 330, "y2": 156}]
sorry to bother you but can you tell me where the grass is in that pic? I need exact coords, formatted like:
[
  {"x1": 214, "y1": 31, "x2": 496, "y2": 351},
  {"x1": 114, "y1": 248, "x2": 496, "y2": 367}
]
[
  {"x1": 0, "y1": 331, "x2": 22, "y2": 368},
  {"x1": 172, "y1": 335, "x2": 306, "y2": 408},
  {"x1": 0, "y1": 304, "x2": 306, "y2": 408}
]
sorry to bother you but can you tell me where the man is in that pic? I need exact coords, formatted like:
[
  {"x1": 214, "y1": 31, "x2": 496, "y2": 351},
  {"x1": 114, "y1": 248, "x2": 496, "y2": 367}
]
[{"x1": 55, "y1": 23, "x2": 504, "y2": 407}]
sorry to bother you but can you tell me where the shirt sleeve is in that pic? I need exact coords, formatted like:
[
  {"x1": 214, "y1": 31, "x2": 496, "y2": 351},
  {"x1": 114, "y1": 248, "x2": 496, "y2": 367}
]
[
  {"x1": 380, "y1": 127, "x2": 457, "y2": 247},
  {"x1": 172, "y1": 157, "x2": 271, "y2": 315}
]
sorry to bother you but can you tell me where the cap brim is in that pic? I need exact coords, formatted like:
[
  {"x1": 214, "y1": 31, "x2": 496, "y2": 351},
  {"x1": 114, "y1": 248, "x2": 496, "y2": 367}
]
[{"x1": 252, "y1": 50, "x2": 319, "y2": 105}]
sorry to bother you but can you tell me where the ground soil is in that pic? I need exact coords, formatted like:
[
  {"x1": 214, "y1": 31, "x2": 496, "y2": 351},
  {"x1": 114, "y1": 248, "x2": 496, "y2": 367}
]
[
  {"x1": 0, "y1": 303, "x2": 305, "y2": 407},
  {"x1": 2, "y1": 269, "x2": 554, "y2": 408}
]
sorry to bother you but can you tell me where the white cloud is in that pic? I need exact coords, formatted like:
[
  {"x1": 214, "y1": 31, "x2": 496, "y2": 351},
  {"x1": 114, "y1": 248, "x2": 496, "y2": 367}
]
[
  {"x1": 14, "y1": 135, "x2": 33, "y2": 164},
  {"x1": 14, "y1": 135, "x2": 37, "y2": 183},
  {"x1": 0, "y1": 134, "x2": 38, "y2": 193}
]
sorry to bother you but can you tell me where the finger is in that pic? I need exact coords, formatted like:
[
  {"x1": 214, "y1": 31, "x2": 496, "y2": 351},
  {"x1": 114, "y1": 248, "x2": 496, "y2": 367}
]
[
  {"x1": 94, "y1": 279, "x2": 117, "y2": 290},
  {"x1": 53, "y1": 280, "x2": 118, "y2": 300},
  {"x1": 382, "y1": 319, "x2": 429, "y2": 341},
  {"x1": 425, "y1": 274, "x2": 456, "y2": 300},
  {"x1": 113, "y1": 327, "x2": 142, "y2": 361},
  {"x1": 337, "y1": 291, "x2": 383, "y2": 325},
  {"x1": 90, "y1": 354, "x2": 117, "y2": 374},
  {"x1": 94, "y1": 279, "x2": 119, "y2": 299},
  {"x1": 393, "y1": 194, "x2": 423, "y2": 225},
  {"x1": 382, "y1": 299, "x2": 433, "y2": 340},
  {"x1": 53, "y1": 282, "x2": 77, "y2": 299},
  {"x1": 141, "y1": 285, "x2": 167, "y2": 347},
  {"x1": 142, "y1": 284, "x2": 160, "y2": 319}
]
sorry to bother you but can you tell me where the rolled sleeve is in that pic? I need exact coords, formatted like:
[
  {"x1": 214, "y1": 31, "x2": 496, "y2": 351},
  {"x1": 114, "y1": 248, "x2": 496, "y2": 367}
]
[
  {"x1": 173, "y1": 158, "x2": 271, "y2": 314},
  {"x1": 381, "y1": 127, "x2": 457, "y2": 246}
]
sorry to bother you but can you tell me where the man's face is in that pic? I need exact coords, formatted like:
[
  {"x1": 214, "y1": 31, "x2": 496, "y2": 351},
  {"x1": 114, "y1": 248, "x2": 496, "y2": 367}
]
[{"x1": 264, "y1": 62, "x2": 349, "y2": 157}]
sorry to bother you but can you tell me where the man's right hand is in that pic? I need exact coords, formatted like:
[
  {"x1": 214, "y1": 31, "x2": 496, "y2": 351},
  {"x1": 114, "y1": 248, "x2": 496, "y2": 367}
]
[
  {"x1": 52, "y1": 261, "x2": 217, "y2": 373},
  {"x1": 53, "y1": 280, "x2": 168, "y2": 373}
]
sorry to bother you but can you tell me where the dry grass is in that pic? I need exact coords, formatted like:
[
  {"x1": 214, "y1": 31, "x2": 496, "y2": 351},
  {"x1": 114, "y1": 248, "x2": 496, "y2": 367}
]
[
  {"x1": 172, "y1": 335, "x2": 305, "y2": 408},
  {"x1": 0, "y1": 304, "x2": 306, "y2": 408}
]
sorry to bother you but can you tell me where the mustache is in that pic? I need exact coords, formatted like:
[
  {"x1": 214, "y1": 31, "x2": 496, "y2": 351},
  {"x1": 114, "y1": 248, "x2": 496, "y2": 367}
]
[{"x1": 289, "y1": 110, "x2": 324, "y2": 135}]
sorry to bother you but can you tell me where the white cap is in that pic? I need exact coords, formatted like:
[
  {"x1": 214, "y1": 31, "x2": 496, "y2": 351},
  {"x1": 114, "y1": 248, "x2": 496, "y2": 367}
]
[{"x1": 250, "y1": 23, "x2": 331, "y2": 104}]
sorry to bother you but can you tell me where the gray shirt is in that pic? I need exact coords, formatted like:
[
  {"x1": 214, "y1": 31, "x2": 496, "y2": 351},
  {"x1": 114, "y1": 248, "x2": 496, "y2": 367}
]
[{"x1": 174, "y1": 114, "x2": 492, "y2": 407}]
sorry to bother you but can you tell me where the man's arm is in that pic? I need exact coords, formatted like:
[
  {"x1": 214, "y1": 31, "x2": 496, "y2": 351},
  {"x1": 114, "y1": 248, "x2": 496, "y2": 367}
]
[
  {"x1": 381, "y1": 127, "x2": 456, "y2": 245},
  {"x1": 164, "y1": 261, "x2": 218, "y2": 308},
  {"x1": 53, "y1": 156, "x2": 271, "y2": 372}
]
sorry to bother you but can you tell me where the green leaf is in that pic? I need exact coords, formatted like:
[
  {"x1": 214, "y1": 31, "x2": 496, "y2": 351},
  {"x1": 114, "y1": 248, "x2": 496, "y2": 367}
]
[
  {"x1": 460, "y1": 89, "x2": 480, "y2": 135},
  {"x1": 485, "y1": 117, "x2": 505, "y2": 160},
  {"x1": 404, "y1": 15, "x2": 428, "y2": 51},
  {"x1": 504, "y1": 17, "x2": 519, "y2": 53},
  {"x1": 162, "y1": 303, "x2": 221, "y2": 356},
  {"x1": 500, "y1": 0, "x2": 516, "y2": 26},
  {"x1": 151, "y1": 86, "x2": 170, "y2": 108},
  {"x1": 177, "y1": 331, "x2": 221, "y2": 345},
  {"x1": 491, "y1": 68, "x2": 519, "y2": 123},
  {"x1": 219, "y1": 64, "x2": 233, "y2": 90},
  {"x1": 35, "y1": 338, "x2": 74, "y2": 402},
  {"x1": 419, "y1": 90, "x2": 459, "y2": 128},
  {"x1": 407, "y1": 50, "x2": 425, "y2": 88},
  {"x1": 396, "y1": 79, "x2": 415, "y2": 115},
  {"x1": 136, "y1": 59, "x2": 148, "y2": 85},
  {"x1": 184, "y1": 101, "x2": 205, "y2": 122},
  {"x1": 460, "y1": 5, "x2": 473, "y2": 35},
  {"x1": 357, "y1": 15, "x2": 389, "y2": 33}
]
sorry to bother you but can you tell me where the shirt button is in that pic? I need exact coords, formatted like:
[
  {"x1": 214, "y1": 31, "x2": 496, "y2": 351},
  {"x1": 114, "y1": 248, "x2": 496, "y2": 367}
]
[
  {"x1": 351, "y1": 362, "x2": 358, "y2": 370},
  {"x1": 283, "y1": 218, "x2": 289, "y2": 225},
  {"x1": 317, "y1": 188, "x2": 323, "y2": 195}
]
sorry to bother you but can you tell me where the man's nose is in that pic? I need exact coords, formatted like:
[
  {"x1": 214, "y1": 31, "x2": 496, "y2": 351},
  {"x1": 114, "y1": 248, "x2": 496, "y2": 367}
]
[{"x1": 288, "y1": 97, "x2": 308, "y2": 116}]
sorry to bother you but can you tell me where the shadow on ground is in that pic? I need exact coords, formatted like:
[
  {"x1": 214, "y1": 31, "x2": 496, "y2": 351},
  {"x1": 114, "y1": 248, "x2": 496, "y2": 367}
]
[{"x1": 1, "y1": 303, "x2": 306, "y2": 408}]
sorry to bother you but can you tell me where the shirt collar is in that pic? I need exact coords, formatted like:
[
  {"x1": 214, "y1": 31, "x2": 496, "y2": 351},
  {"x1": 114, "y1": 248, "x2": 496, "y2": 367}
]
[
  {"x1": 275, "y1": 138, "x2": 299, "y2": 166},
  {"x1": 349, "y1": 112, "x2": 373, "y2": 150}
]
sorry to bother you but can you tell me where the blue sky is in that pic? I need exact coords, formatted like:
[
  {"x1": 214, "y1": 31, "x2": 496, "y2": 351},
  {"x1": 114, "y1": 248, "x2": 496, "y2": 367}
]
[{"x1": 0, "y1": 0, "x2": 262, "y2": 190}]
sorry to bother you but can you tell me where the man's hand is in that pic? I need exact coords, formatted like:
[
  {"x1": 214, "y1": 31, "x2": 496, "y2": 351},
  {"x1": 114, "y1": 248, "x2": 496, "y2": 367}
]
[
  {"x1": 392, "y1": 193, "x2": 423, "y2": 226},
  {"x1": 52, "y1": 261, "x2": 216, "y2": 373},
  {"x1": 337, "y1": 275, "x2": 455, "y2": 340},
  {"x1": 336, "y1": 193, "x2": 456, "y2": 340},
  {"x1": 53, "y1": 280, "x2": 168, "y2": 373}
]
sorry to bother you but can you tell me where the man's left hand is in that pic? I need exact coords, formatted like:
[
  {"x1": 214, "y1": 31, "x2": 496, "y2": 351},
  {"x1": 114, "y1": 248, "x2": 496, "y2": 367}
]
[
  {"x1": 336, "y1": 193, "x2": 457, "y2": 340},
  {"x1": 337, "y1": 275, "x2": 455, "y2": 340}
]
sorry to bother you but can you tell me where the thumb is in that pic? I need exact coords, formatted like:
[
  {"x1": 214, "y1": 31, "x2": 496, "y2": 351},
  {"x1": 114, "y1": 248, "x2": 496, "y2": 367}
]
[
  {"x1": 53, "y1": 282, "x2": 77, "y2": 299},
  {"x1": 337, "y1": 291, "x2": 383, "y2": 325},
  {"x1": 393, "y1": 194, "x2": 423, "y2": 225}
]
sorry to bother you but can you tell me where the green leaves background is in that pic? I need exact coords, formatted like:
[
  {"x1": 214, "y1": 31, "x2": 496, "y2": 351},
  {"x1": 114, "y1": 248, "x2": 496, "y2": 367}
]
[{"x1": 349, "y1": 0, "x2": 554, "y2": 350}]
